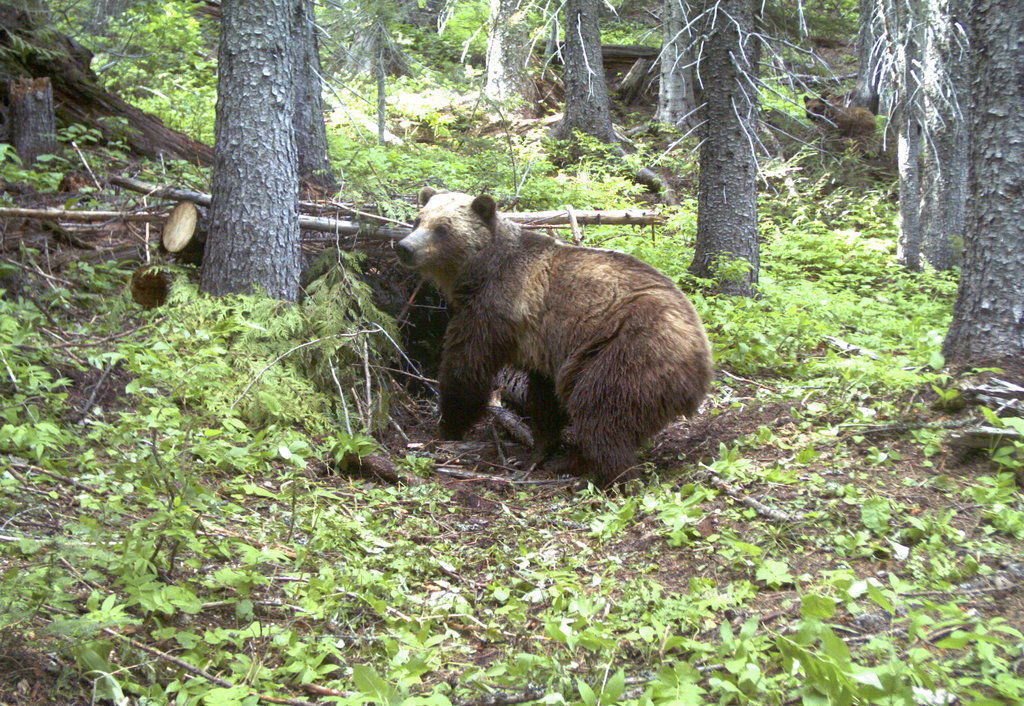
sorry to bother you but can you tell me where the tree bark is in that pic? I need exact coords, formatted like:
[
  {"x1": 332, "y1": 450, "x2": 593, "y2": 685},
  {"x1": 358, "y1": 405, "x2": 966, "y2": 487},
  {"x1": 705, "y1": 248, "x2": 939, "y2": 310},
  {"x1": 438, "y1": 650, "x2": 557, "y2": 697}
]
[
  {"x1": 942, "y1": 0, "x2": 1024, "y2": 364},
  {"x1": 200, "y1": 0, "x2": 301, "y2": 302},
  {"x1": 688, "y1": 0, "x2": 759, "y2": 297},
  {"x1": 9, "y1": 76, "x2": 56, "y2": 164},
  {"x1": 657, "y1": 0, "x2": 697, "y2": 126},
  {"x1": 550, "y1": 0, "x2": 616, "y2": 144},
  {"x1": 852, "y1": 0, "x2": 884, "y2": 112},
  {"x1": 894, "y1": 0, "x2": 924, "y2": 271},
  {"x1": 484, "y1": 0, "x2": 539, "y2": 114},
  {"x1": 290, "y1": 0, "x2": 337, "y2": 191},
  {"x1": 919, "y1": 0, "x2": 967, "y2": 271}
]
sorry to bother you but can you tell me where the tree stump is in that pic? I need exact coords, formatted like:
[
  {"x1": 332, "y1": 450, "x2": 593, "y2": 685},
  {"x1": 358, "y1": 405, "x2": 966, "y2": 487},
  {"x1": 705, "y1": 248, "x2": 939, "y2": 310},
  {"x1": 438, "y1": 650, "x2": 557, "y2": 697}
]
[{"x1": 10, "y1": 77, "x2": 57, "y2": 164}]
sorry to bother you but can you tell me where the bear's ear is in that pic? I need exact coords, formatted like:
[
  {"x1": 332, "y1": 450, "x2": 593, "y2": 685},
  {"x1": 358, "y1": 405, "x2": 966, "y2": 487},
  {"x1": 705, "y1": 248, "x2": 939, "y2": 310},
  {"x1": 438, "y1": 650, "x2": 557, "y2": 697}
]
[
  {"x1": 471, "y1": 194, "x2": 497, "y2": 225},
  {"x1": 419, "y1": 186, "x2": 439, "y2": 206},
  {"x1": 803, "y1": 95, "x2": 812, "y2": 105}
]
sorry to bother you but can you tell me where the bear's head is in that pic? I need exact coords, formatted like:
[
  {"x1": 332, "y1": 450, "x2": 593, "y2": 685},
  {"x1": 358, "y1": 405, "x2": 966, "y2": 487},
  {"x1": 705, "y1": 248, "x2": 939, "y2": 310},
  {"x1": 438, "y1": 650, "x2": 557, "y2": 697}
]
[
  {"x1": 394, "y1": 187, "x2": 498, "y2": 294},
  {"x1": 803, "y1": 95, "x2": 833, "y2": 125}
]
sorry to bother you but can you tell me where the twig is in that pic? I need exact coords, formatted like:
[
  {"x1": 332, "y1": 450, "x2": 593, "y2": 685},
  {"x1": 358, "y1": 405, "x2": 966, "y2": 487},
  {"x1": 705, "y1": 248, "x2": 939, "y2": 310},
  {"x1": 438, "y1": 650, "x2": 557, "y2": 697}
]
[
  {"x1": 564, "y1": 205, "x2": 583, "y2": 245},
  {"x1": 231, "y1": 332, "x2": 378, "y2": 410},
  {"x1": 69, "y1": 359, "x2": 116, "y2": 424},
  {"x1": 70, "y1": 141, "x2": 102, "y2": 190},
  {"x1": 488, "y1": 405, "x2": 534, "y2": 447},
  {"x1": 699, "y1": 465, "x2": 805, "y2": 522},
  {"x1": 6, "y1": 458, "x2": 102, "y2": 495}
]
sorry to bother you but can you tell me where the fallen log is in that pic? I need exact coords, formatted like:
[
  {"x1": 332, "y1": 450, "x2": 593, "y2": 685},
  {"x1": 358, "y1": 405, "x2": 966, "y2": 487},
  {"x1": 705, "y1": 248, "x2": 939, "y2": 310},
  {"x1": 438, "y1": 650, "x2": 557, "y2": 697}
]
[
  {"x1": 0, "y1": 206, "x2": 166, "y2": 222},
  {"x1": 1, "y1": 5, "x2": 213, "y2": 165},
  {"x1": 509, "y1": 208, "x2": 663, "y2": 227},
  {"x1": 110, "y1": 175, "x2": 665, "y2": 241}
]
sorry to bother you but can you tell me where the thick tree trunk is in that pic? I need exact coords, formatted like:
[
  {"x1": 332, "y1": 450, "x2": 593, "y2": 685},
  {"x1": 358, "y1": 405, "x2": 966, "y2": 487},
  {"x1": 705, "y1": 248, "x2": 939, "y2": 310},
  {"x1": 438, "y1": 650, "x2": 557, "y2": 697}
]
[
  {"x1": 919, "y1": 0, "x2": 967, "y2": 271},
  {"x1": 291, "y1": 0, "x2": 337, "y2": 191},
  {"x1": 852, "y1": 0, "x2": 884, "y2": 112},
  {"x1": 9, "y1": 76, "x2": 56, "y2": 164},
  {"x1": 200, "y1": 0, "x2": 301, "y2": 302},
  {"x1": 657, "y1": 0, "x2": 697, "y2": 126},
  {"x1": 688, "y1": 0, "x2": 759, "y2": 297},
  {"x1": 942, "y1": 0, "x2": 1024, "y2": 364},
  {"x1": 550, "y1": 0, "x2": 616, "y2": 143},
  {"x1": 0, "y1": 4, "x2": 213, "y2": 165},
  {"x1": 484, "y1": 0, "x2": 539, "y2": 114}
]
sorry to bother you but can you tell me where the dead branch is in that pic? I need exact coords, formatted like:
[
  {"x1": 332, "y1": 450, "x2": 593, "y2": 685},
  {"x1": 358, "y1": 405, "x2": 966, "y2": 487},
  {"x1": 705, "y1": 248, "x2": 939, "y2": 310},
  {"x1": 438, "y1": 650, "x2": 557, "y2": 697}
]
[
  {"x1": 0, "y1": 206, "x2": 165, "y2": 222},
  {"x1": 338, "y1": 451, "x2": 428, "y2": 486},
  {"x1": 699, "y1": 466, "x2": 805, "y2": 523},
  {"x1": 823, "y1": 335, "x2": 881, "y2": 360},
  {"x1": 947, "y1": 426, "x2": 1023, "y2": 450},
  {"x1": 488, "y1": 405, "x2": 534, "y2": 447},
  {"x1": 509, "y1": 208, "x2": 664, "y2": 227}
]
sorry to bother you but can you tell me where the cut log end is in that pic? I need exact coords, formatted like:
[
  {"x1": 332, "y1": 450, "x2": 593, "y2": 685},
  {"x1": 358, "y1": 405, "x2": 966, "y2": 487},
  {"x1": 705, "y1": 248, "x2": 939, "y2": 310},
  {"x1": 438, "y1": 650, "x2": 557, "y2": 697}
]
[
  {"x1": 130, "y1": 265, "x2": 169, "y2": 309},
  {"x1": 162, "y1": 201, "x2": 199, "y2": 253}
]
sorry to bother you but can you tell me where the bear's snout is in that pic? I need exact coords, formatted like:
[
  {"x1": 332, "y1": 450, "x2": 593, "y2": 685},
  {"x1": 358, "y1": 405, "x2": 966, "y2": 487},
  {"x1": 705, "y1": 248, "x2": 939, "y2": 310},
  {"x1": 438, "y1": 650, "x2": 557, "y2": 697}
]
[{"x1": 393, "y1": 237, "x2": 416, "y2": 265}]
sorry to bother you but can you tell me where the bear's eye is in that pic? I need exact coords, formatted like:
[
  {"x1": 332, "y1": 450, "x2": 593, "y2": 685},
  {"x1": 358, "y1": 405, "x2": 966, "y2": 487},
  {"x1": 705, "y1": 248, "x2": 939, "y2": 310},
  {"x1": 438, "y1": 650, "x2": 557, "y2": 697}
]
[{"x1": 434, "y1": 224, "x2": 450, "y2": 238}]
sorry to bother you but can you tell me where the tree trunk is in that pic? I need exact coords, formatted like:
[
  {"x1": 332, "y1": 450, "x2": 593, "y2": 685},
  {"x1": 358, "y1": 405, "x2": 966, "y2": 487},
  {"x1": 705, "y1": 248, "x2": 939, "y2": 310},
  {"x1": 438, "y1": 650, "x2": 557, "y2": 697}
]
[
  {"x1": 942, "y1": 0, "x2": 1024, "y2": 364},
  {"x1": 894, "y1": 0, "x2": 924, "y2": 271},
  {"x1": 919, "y1": 0, "x2": 967, "y2": 271},
  {"x1": 550, "y1": 0, "x2": 616, "y2": 144},
  {"x1": 200, "y1": 0, "x2": 301, "y2": 302},
  {"x1": 484, "y1": 0, "x2": 539, "y2": 114},
  {"x1": 9, "y1": 77, "x2": 56, "y2": 164},
  {"x1": 688, "y1": 0, "x2": 759, "y2": 297},
  {"x1": 852, "y1": 0, "x2": 884, "y2": 112},
  {"x1": 657, "y1": 0, "x2": 697, "y2": 126},
  {"x1": 290, "y1": 0, "x2": 337, "y2": 191},
  {"x1": 0, "y1": 4, "x2": 213, "y2": 166}
]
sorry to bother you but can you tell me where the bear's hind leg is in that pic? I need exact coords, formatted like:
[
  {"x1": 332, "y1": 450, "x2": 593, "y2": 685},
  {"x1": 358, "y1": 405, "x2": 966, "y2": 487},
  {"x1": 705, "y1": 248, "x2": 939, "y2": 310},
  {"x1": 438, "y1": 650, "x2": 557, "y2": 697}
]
[{"x1": 525, "y1": 372, "x2": 566, "y2": 469}]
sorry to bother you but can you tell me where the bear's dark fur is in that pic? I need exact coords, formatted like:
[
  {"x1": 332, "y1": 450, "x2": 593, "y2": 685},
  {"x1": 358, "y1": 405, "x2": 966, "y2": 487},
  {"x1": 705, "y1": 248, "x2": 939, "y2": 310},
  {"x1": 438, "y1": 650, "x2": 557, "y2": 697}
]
[
  {"x1": 394, "y1": 188, "x2": 713, "y2": 487},
  {"x1": 804, "y1": 95, "x2": 876, "y2": 141}
]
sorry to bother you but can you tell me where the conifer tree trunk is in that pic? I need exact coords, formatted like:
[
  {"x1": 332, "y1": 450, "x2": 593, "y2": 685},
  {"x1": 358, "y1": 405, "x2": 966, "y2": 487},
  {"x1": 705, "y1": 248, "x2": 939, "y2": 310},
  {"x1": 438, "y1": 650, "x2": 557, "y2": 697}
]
[
  {"x1": 201, "y1": 0, "x2": 301, "y2": 302},
  {"x1": 688, "y1": 0, "x2": 759, "y2": 297},
  {"x1": 894, "y1": 0, "x2": 924, "y2": 271},
  {"x1": 657, "y1": 0, "x2": 697, "y2": 126},
  {"x1": 942, "y1": 0, "x2": 1024, "y2": 363},
  {"x1": 852, "y1": 0, "x2": 884, "y2": 112},
  {"x1": 551, "y1": 0, "x2": 616, "y2": 143},
  {"x1": 919, "y1": 0, "x2": 967, "y2": 271},
  {"x1": 9, "y1": 77, "x2": 56, "y2": 164},
  {"x1": 484, "y1": 0, "x2": 539, "y2": 113},
  {"x1": 291, "y1": 0, "x2": 336, "y2": 191}
]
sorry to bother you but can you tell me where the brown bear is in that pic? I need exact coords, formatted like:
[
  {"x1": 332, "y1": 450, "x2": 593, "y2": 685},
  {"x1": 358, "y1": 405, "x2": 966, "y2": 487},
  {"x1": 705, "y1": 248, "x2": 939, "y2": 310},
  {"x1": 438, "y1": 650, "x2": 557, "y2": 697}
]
[
  {"x1": 803, "y1": 95, "x2": 877, "y2": 142},
  {"x1": 394, "y1": 188, "x2": 713, "y2": 487}
]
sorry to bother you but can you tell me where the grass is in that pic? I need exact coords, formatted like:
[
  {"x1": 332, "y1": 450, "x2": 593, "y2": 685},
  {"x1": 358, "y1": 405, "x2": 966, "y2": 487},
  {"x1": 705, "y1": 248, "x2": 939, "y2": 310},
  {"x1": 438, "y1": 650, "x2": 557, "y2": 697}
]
[{"x1": 1, "y1": 145, "x2": 1022, "y2": 705}]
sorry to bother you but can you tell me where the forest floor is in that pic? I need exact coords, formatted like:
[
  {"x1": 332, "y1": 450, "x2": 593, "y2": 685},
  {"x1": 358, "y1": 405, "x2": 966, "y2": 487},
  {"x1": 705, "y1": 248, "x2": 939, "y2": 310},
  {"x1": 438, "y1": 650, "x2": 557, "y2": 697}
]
[{"x1": 2, "y1": 173, "x2": 1024, "y2": 705}]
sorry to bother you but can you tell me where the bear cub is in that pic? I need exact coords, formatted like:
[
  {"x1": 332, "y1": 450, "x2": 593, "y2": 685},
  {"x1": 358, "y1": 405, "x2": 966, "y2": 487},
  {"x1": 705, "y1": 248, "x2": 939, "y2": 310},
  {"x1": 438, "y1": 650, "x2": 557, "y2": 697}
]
[
  {"x1": 803, "y1": 94, "x2": 876, "y2": 141},
  {"x1": 394, "y1": 188, "x2": 713, "y2": 487}
]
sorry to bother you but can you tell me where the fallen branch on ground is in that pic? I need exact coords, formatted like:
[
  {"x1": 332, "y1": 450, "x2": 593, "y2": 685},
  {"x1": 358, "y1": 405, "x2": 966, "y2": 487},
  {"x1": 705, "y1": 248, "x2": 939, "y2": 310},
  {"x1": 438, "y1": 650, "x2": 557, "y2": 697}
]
[
  {"x1": 699, "y1": 466, "x2": 805, "y2": 523},
  {"x1": 0, "y1": 206, "x2": 165, "y2": 222},
  {"x1": 338, "y1": 451, "x2": 427, "y2": 486}
]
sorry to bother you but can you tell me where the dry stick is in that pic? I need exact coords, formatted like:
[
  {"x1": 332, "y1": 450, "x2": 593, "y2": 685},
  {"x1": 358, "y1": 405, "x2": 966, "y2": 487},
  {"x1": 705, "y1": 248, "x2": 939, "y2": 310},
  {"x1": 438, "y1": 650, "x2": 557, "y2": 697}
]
[
  {"x1": 699, "y1": 465, "x2": 805, "y2": 523},
  {"x1": 488, "y1": 405, "x2": 534, "y2": 447},
  {"x1": 85, "y1": 622, "x2": 318, "y2": 706},
  {"x1": 0, "y1": 206, "x2": 166, "y2": 222},
  {"x1": 564, "y1": 204, "x2": 583, "y2": 245},
  {"x1": 7, "y1": 458, "x2": 102, "y2": 495},
  {"x1": 231, "y1": 334, "x2": 374, "y2": 410},
  {"x1": 70, "y1": 141, "x2": 102, "y2": 190}
]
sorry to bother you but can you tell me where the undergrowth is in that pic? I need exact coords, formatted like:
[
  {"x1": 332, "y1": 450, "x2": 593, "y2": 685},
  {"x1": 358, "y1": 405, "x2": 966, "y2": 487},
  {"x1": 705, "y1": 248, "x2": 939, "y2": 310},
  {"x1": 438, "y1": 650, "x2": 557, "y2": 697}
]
[{"x1": 2, "y1": 152, "x2": 1023, "y2": 704}]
